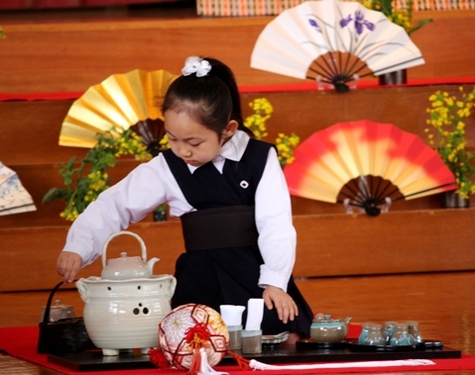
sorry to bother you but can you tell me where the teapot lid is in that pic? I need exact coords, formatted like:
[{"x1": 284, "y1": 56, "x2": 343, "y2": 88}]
[
  {"x1": 101, "y1": 231, "x2": 154, "y2": 280},
  {"x1": 101, "y1": 251, "x2": 150, "y2": 280},
  {"x1": 42, "y1": 299, "x2": 73, "y2": 310},
  {"x1": 313, "y1": 313, "x2": 332, "y2": 321},
  {"x1": 312, "y1": 313, "x2": 351, "y2": 324}
]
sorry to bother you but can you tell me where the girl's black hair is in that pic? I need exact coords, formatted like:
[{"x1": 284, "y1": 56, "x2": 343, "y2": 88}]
[{"x1": 162, "y1": 57, "x2": 254, "y2": 138}]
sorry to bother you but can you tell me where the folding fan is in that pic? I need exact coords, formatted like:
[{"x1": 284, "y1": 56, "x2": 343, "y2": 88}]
[
  {"x1": 250, "y1": 0, "x2": 425, "y2": 92},
  {"x1": 59, "y1": 69, "x2": 177, "y2": 152},
  {"x1": 0, "y1": 162, "x2": 36, "y2": 216},
  {"x1": 283, "y1": 120, "x2": 457, "y2": 216}
]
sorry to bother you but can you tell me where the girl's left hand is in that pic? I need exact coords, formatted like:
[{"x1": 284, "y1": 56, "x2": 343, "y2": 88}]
[{"x1": 262, "y1": 285, "x2": 299, "y2": 324}]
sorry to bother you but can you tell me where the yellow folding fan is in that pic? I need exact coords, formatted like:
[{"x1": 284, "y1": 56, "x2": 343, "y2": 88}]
[{"x1": 59, "y1": 69, "x2": 177, "y2": 153}]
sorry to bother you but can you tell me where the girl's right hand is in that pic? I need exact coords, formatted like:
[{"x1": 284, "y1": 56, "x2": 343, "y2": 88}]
[
  {"x1": 57, "y1": 251, "x2": 83, "y2": 284},
  {"x1": 262, "y1": 285, "x2": 298, "y2": 324}
]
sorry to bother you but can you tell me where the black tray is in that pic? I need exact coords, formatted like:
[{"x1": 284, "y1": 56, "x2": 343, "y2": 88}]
[
  {"x1": 296, "y1": 338, "x2": 349, "y2": 350},
  {"x1": 48, "y1": 350, "x2": 155, "y2": 372},
  {"x1": 346, "y1": 340, "x2": 445, "y2": 352},
  {"x1": 48, "y1": 340, "x2": 461, "y2": 372}
]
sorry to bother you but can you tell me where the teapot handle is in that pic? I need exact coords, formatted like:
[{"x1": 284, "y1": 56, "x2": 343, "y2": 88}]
[
  {"x1": 42, "y1": 281, "x2": 68, "y2": 324},
  {"x1": 166, "y1": 276, "x2": 177, "y2": 301},
  {"x1": 102, "y1": 231, "x2": 147, "y2": 269}
]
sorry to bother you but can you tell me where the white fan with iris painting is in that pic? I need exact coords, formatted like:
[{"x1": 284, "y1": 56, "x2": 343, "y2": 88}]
[{"x1": 250, "y1": 0, "x2": 425, "y2": 92}]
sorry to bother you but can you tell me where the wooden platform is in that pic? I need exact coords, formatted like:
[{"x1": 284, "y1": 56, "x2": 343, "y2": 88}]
[
  {"x1": 0, "y1": 0, "x2": 475, "y2": 314},
  {"x1": 1, "y1": 6, "x2": 475, "y2": 374}
]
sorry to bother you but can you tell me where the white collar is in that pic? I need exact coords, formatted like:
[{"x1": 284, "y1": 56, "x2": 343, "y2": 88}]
[{"x1": 187, "y1": 130, "x2": 250, "y2": 174}]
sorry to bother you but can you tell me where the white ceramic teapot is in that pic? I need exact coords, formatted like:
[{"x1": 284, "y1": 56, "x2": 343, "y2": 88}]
[
  {"x1": 76, "y1": 231, "x2": 176, "y2": 356},
  {"x1": 101, "y1": 231, "x2": 159, "y2": 280}
]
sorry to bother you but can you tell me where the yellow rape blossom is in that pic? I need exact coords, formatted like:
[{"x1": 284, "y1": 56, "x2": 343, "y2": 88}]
[
  {"x1": 244, "y1": 98, "x2": 300, "y2": 167},
  {"x1": 276, "y1": 133, "x2": 300, "y2": 167},
  {"x1": 43, "y1": 128, "x2": 152, "y2": 222},
  {"x1": 244, "y1": 98, "x2": 272, "y2": 140},
  {"x1": 425, "y1": 86, "x2": 475, "y2": 199}
]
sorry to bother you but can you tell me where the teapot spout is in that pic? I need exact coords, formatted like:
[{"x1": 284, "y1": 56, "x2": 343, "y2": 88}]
[
  {"x1": 147, "y1": 257, "x2": 160, "y2": 276},
  {"x1": 344, "y1": 317, "x2": 353, "y2": 324}
]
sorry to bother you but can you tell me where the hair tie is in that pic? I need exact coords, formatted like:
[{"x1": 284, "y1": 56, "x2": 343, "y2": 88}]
[{"x1": 181, "y1": 56, "x2": 212, "y2": 78}]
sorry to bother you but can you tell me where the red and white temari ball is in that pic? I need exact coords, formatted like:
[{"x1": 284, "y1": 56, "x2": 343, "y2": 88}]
[{"x1": 158, "y1": 303, "x2": 229, "y2": 370}]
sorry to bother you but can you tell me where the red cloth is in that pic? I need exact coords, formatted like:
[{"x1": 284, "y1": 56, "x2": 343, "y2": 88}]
[
  {"x1": 238, "y1": 76, "x2": 475, "y2": 93},
  {"x1": 1, "y1": 77, "x2": 475, "y2": 102},
  {"x1": 0, "y1": 92, "x2": 83, "y2": 102},
  {"x1": 1, "y1": 326, "x2": 475, "y2": 375}
]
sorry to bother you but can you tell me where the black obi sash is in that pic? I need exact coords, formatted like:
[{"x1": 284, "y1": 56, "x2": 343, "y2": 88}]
[
  {"x1": 180, "y1": 205, "x2": 258, "y2": 251},
  {"x1": 163, "y1": 137, "x2": 274, "y2": 252}
]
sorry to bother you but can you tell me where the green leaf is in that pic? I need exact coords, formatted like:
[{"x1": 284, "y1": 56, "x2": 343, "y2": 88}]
[
  {"x1": 59, "y1": 156, "x2": 77, "y2": 187},
  {"x1": 44, "y1": 126, "x2": 158, "y2": 221},
  {"x1": 380, "y1": 0, "x2": 393, "y2": 16},
  {"x1": 42, "y1": 187, "x2": 70, "y2": 203},
  {"x1": 408, "y1": 18, "x2": 433, "y2": 35}
]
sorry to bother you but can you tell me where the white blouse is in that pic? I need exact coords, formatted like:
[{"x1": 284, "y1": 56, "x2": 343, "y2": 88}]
[{"x1": 63, "y1": 130, "x2": 296, "y2": 291}]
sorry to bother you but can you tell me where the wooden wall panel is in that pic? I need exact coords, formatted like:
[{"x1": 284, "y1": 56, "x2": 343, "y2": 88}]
[
  {"x1": 1, "y1": 84, "x2": 474, "y2": 229},
  {"x1": 2, "y1": 85, "x2": 474, "y2": 167},
  {"x1": 0, "y1": 0, "x2": 171, "y2": 10},
  {"x1": 0, "y1": 222, "x2": 185, "y2": 292},
  {"x1": 1, "y1": 100, "x2": 78, "y2": 165},
  {"x1": 2, "y1": 208, "x2": 474, "y2": 292},
  {"x1": 292, "y1": 210, "x2": 475, "y2": 278},
  {"x1": 0, "y1": 11, "x2": 474, "y2": 94}
]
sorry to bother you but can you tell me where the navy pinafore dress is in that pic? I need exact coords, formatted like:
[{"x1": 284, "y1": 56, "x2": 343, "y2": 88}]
[{"x1": 163, "y1": 138, "x2": 312, "y2": 337}]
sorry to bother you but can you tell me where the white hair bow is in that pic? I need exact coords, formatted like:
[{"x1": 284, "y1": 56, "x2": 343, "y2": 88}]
[{"x1": 181, "y1": 56, "x2": 212, "y2": 77}]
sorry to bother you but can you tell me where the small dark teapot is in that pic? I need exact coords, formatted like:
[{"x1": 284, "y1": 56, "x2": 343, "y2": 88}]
[
  {"x1": 39, "y1": 299, "x2": 76, "y2": 322},
  {"x1": 310, "y1": 313, "x2": 352, "y2": 343}
]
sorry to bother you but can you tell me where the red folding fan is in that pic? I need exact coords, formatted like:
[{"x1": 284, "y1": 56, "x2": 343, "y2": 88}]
[{"x1": 283, "y1": 120, "x2": 457, "y2": 215}]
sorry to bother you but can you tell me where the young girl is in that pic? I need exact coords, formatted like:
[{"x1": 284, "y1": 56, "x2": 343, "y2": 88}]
[{"x1": 57, "y1": 56, "x2": 313, "y2": 338}]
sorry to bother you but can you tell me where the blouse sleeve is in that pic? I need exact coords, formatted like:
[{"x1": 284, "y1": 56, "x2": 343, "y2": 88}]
[
  {"x1": 62, "y1": 154, "x2": 190, "y2": 267},
  {"x1": 254, "y1": 147, "x2": 296, "y2": 292}
]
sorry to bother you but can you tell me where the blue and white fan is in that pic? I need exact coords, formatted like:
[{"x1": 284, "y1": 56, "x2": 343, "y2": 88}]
[{"x1": 0, "y1": 163, "x2": 36, "y2": 216}]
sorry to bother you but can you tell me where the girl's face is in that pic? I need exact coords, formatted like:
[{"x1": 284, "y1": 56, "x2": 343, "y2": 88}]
[{"x1": 165, "y1": 109, "x2": 235, "y2": 167}]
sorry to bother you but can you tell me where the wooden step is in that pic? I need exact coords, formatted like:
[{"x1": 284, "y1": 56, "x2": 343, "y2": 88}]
[
  {"x1": 1, "y1": 84, "x2": 473, "y2": 225},
  {"x1": 1, "y1": 208, "x2": 474, "y2": 292}
]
